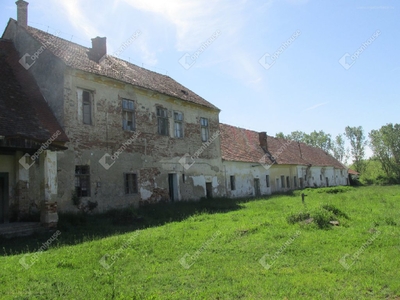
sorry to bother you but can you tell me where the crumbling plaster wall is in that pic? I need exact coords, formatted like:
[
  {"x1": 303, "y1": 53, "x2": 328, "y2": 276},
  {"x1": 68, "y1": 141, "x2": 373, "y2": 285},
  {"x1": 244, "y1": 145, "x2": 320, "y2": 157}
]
[
  {"x1": 56, "y1": 69, "x2": 225, "y2": 212},
  {"x1": 222, "y1": 161, "x2": 271, "y2": 198}
]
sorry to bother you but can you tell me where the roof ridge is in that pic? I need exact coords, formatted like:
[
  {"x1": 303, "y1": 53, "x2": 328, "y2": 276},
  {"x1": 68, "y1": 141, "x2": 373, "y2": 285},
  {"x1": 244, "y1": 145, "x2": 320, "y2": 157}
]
[{"x1": 12, "y1": 20, "x2": 218, "y2": 110}]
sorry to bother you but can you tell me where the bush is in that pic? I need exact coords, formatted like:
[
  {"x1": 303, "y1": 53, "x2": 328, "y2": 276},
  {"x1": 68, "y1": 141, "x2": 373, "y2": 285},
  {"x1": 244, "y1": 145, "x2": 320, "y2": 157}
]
[
  {"x1": 321, "y1": 204, "x2": 349, "y2": 219},
  {"x1": 313, "y1": 209, "x2": 336, "y2": 229},
  {"x1": 287, "y1": 212, "x2": 311, "y2": 224}
]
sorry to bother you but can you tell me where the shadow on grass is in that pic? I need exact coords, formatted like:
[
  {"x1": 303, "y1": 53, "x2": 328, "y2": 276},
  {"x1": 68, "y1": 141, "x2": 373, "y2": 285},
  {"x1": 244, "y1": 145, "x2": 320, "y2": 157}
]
[{"x1": 0, "y1": 196, "x2": 269, "y2": 256}]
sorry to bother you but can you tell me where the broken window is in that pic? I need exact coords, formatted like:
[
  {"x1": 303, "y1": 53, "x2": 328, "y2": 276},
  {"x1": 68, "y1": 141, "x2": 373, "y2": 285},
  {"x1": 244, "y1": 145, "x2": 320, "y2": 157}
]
[
  {"x1": 122, "y1": 99, "x2": 135, "y2": 131},
  {"x1": 200, "y1": 117, "x2": 209, "y2": 142},
  {"x1": 281, "y1": 175, "x2": 285, "y2": 188},
  {"x1": 125, "y1": 173, "x2": 138, "y2": 194},
  {"x1": 266, "y1": 175, "x2": 270, "y2": 188},
  {"x1": 230, "y1": 175, "x2": 236, "y2": 190},
  {"x1": 75, "y1": 166, "x2": 91, "y2": 197},
  {"x1": 157, "y1": 107, "x2": 169, "y2": 136},
  {"x1": 174, "y1": 111, "x2": 183, "y2": 138}
]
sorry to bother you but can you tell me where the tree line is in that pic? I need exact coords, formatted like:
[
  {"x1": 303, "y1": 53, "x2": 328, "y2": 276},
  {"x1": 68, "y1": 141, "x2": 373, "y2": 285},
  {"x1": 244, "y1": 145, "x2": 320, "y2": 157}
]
[{"x1": 275, "y1": 123, "x2": 400, "y2": 184}]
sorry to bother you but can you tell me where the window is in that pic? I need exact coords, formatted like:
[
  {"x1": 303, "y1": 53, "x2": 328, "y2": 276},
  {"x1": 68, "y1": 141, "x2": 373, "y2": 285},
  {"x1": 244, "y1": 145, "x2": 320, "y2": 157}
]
[
  {"x1": 266, "y1": 175, "x2": 270, "y2": 188},
  {"x1": 75, "y1": 166, "x2": 90, "y2": 197},
  {"x1": 230, "y1": 176, "x2": 236, "y2": 190},
  {"x1": 294, "y1": 176, "x2": 297, "y2": 188},
  {"x1": 320, "y1": 174, "x2": 323, "y2": 181},
  {"x1": 122, "y1": 99, "x2": 135, "y2": 131},
  {"x1": 125, "y1": 173, "x2": 138, "y2": 194},
  {"x1": 286, "y1": 176, "x2": 290, "y2": 188},
  {"x1": 157, "y1": 107, "x2": 169, "y2": 136},
  {"x1": 174, "y1": 111, "x2": 183, "y2": 138},
  {"x1": 281, "y1": 175, "x2": 285, "y2": 188},
  {"x1": 82, "y1": 90, "x2": 93, "y2": 125},
  {"x1": 200, "y1": 117, "x2": 209, "y2": 142}
]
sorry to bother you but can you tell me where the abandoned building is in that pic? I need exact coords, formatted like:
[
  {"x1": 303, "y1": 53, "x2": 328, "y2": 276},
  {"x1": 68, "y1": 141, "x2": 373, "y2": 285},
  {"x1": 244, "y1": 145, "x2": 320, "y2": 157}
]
[
  {"x1": 0, "y1": 1, "x2": 348, "y2": 228},
  {"x1": 220, "y1": 123, "x2": 348, "y2": 198}
]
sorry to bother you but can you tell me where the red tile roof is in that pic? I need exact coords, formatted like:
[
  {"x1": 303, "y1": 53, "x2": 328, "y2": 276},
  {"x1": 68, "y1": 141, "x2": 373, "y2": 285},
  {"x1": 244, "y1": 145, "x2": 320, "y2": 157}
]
[
  {"x1": 17, "y1": 21, "x2": 219, "y2": 111},
  {"x1": 348, "y1": 169, "x2": 359, "y2": 175},
  {"x1": 220, "y1": 123, "x2": 345, "y2": 169},
  {"x1": 0, "y1": 39, "x2": 68, "y2": 145}
]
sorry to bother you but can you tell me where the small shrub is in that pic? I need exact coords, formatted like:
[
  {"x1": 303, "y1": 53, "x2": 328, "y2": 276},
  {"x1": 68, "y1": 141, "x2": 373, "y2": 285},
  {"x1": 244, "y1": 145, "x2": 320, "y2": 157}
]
[
  {"x1": 321, "y1": 204, "x2": 349, "y2": 219},
  {"x1": 316, "y1": 186, "x2": 353, "y2": 194},
  {"x1": 313, "y1": 209, "x2": 336, "y2": 229},
  {"x1": 287, "y1": 212, "x2": 311, "y2": 224}
]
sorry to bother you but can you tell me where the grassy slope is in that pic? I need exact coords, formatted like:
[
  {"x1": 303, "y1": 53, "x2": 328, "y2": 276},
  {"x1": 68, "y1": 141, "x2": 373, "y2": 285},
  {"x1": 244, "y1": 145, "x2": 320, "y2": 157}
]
[{"x1": 0, "y1": 186, "x2": 400, "y2": 299}]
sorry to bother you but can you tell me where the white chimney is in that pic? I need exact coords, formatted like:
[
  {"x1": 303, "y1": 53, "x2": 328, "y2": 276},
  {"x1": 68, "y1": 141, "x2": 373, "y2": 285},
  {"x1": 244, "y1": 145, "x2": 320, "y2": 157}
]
[{"x1": 16, "y1": 0, "x2": 29, "y2": 28}]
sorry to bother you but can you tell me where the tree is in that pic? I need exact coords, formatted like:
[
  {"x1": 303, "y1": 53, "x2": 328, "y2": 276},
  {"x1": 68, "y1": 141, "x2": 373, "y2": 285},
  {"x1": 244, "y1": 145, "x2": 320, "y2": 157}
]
[
  {"x1": 332, "y1": 134, "x2": 348, "y2": 164},
  {"x1": 345, "y1": 126, "x2": 366, "y2": 173},
  {"x1": 275, "y1": 132, "x2": 287, "y2": 139},
  {"x1": 303, "y1": 130, "x2": 332, "y2": 153},
  {"x1": 369, "y1": 123, "x2": 400, "y2": 180}
]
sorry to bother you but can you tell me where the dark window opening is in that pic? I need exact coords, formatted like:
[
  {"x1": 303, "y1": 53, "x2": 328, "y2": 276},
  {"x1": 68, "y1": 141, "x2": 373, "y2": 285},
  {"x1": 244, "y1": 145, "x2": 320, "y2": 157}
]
[
  {"x1": 125, "y1": 173, "x2": 138, "y2": 194},
  {"x1": 230, "y1": 175, "x2": 236, "y2": 190},
  {"x1": 75, "y1": 166, "x2": 90, "y2": 197}
]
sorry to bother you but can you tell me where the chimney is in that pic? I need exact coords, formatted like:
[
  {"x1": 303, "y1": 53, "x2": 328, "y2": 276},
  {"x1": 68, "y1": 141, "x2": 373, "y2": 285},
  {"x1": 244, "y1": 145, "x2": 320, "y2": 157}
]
[
  {"x1": 89, "y1": 37, "x2": 107, "y2": 63},
  {"x1": 259, "y1": 132, "x2": 268, "y2": 151},
  {"x1": 16, "y1": 0, "x2": 29, "y2": 28}
]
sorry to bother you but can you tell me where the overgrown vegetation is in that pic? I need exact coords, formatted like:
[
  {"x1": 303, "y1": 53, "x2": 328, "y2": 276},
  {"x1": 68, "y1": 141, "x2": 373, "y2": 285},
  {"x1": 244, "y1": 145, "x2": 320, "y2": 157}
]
[{"x1": 1, "y1": 186, "x2": 400, "y2": 299}]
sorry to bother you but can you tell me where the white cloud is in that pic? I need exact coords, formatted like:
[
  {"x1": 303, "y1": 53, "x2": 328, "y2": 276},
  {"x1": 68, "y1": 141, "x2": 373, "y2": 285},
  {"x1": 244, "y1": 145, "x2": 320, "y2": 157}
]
[
  {"x1": 57, "y1": 0, "x2": 99, "y2": 38},
  {"x1": 122, "y1": 0, "x2": 245, "y2": 51},
  {"x1": 303, "y1": 102, "x2": 329, "y2": 112}
]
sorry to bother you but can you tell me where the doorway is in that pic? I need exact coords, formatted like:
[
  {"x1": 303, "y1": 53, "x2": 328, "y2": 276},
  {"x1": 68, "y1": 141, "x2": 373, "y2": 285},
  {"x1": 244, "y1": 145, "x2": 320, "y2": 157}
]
[
  {"x1": 206, "y1": 182, "x2": 212, "y2": 198},
  {"x1": 168, "y1": 174, "x2": 178, "y2": 202},
  {"x1": 326, "y1": 177, "x2": 329, "y2": 187},
  {"x1": 0, "y1": 173, "x2": 9, "y2": 224},
  {"x1": 254, "y1": 178, "x2": 261, "y2": 196}
]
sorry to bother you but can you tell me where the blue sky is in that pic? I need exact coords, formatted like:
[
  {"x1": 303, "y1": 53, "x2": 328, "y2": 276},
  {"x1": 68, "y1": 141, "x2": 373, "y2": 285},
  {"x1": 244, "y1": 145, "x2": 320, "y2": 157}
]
[{"x1": 1, "y1": 0, "x2": 399, "y2": 154}]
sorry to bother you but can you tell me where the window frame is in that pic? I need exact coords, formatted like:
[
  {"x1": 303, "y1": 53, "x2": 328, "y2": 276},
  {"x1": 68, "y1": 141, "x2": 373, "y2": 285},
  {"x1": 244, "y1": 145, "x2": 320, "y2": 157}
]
[
  {"x1": 200, "y1": 117, "x2": 209, "y2": 142},
  {"x1": 174, "y1": 111, "x2": 184, "y2": 138},
  {"x1": 82, "y1": 89, "x2": 93, "y2": 125},
  {"x1": 122, "y1": 99, "x2": 136, "y2": 131},
  {"x1": 157, "y1": 106, "x2": 169, "y2": 136},
  {"x1": 124, "y1": 173, "x2": 138, "y2": 195},
  {"x1": 230, "y1": 175, "x2": 236, "y2": 191},
  {"x1": 75, "y1": 165, "x2": 91, "y2": 197}
]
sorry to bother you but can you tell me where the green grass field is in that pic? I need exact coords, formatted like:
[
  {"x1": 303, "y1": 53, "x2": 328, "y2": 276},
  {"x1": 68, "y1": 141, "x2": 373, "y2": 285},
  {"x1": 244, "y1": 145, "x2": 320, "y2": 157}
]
[{"x1": 1, "y1": 186, "x2": 400, "y2": 299}]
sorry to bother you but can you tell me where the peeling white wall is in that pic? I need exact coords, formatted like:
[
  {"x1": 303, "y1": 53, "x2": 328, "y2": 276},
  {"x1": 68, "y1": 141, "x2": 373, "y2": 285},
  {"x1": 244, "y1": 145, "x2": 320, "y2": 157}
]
[{"x1": 223, "y1": 161, "x2": 271, "y2": 198}]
